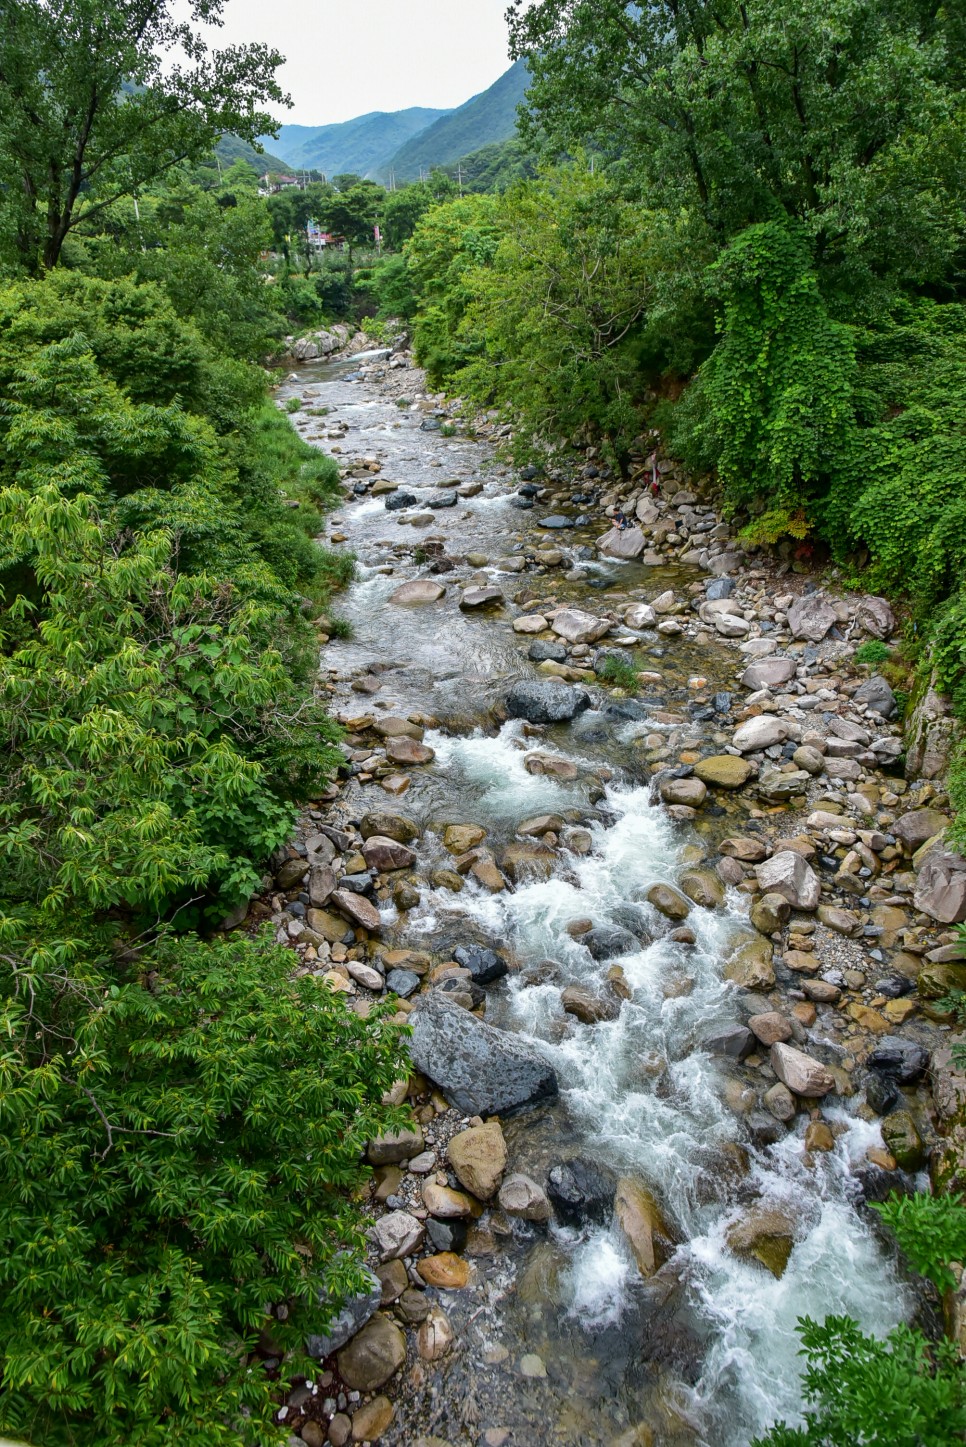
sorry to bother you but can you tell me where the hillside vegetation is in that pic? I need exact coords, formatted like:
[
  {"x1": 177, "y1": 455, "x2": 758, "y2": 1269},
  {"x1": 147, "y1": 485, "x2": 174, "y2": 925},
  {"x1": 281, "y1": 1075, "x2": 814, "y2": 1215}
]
[
  {"x1": 385, "y1": 58, "x2": 530, "y2": 181},
  {"x1": 262, "y1": 107, "x2": 450, "y2": 177}
]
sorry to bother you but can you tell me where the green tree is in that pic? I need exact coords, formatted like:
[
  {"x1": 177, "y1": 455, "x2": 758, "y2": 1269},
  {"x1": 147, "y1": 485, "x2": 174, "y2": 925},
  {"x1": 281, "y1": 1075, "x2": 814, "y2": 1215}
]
[
  {"x1": 0, "y1": 0, "x2": 287, "y2": 273},
  {"x1": 321, "y1": 182, "x2": 386, "y2": 267},
  {"x1": 0, "y1": 925, "x2": 407, "y2": 1447},
  {"x1": 405, "y1": 192, "x2": 501, "y2": 384}
]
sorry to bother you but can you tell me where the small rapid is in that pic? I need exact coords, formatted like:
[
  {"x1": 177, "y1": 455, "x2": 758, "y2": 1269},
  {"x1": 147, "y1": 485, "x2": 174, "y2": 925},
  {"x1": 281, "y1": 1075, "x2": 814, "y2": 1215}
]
[{"x1": 284, "y1": 352, "x2": 914, "y2": 1446}]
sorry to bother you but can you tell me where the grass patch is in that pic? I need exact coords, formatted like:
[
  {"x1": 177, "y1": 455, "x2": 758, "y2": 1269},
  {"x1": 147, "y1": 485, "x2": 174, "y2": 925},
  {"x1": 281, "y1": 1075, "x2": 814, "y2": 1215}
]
[
  {"x1": 326, "y1": 615, "x2": 354, "y2": 640},
  {"x1": 854, "y1": 640, "x2": 891, "y2": 666},
  {"x1": 284, "y1": 396, "x2": 302, "y2": 413},
  {"x1": 596, "y1": 656, "x2": 639, "y2": 691},
  {"x1": 440, "y1": 420, "x2": 457, "y2": 437}
]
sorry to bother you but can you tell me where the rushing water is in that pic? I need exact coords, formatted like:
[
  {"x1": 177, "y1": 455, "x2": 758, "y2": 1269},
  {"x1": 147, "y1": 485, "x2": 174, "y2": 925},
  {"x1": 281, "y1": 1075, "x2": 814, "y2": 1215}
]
[{"x1": 282, "y1": 356, "x2": 911, "y2": 1446}]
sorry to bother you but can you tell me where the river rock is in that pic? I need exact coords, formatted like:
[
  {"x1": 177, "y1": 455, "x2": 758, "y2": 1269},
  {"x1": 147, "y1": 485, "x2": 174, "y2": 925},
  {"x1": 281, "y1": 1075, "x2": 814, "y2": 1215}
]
[
  {"x1": 721, "y1": 836, "x2": 769, "y2": 863},
  {"x1": 408, "y1": 993, "x2": 559, "y2": 1115},
  {"x1": 372, "y1": 1210, "x2": 426, "y2": 1261},
  {"x1": 367, "y1": 1125, "x2": 424, "y2": 1164},
  {"x1": 499, "y1": 1173, "x2": 552, "y2": 1222},
  {"x1": 546, "y1": 1158, "x2": 615, "y2": 1224},
  {"x1": 598, "y1": 526, "x2": 647, "y2": 559},
  {"x1": 757, "y1": 767, "x2": 812, "y2": 802},
  {"x1": 741, "y1": 658, "x2": 797, "y2": 689},
  {"x1": 306, "y1": 1267, "x2": 382, "y2": 1359},
  {"x1": 460, "y1": 586, "x2": 504, "y2": 610},
  {"x1": 905, "y1": 673, "x2": 956, "y2": 780},
  {"x1": 416, "y1": 1253, "x2": 471, "y2": 1289},
  {"x1": 694, "y1": 755, "x2": 753, "y2": 788},
  {"x1": 444, "y1": 824, "x2": 487, "y2": 853},
  {"x1": 733, "y1": 717, "x2": 789, "y2": 752},
  {"x1": 913, "y1": 843, "x2": 966, "y2": 923},
  {"x1": 451, "y1": 942, "x2": 508, "y2": 985},
  {"x1": 331, "y1": 888, "x2": 383, "y2": 933},
  {"x1": 893, "y1": 807, "x2": 949, "y2": 853},
  {"x1": 361, "y1": 811, "x2": 419, "y2": 844},
  {"x1": 422, "y1": 1180, "x2": 477, "y2": 1217},
  {"x1": 337, "y1": 1314, "x2": 407, "y2": 1390},
  {"x1": 755, "y1": 851, "x2": 821, "y2": 910},
  {"x1": 584, "y1": 924, "x2": 640, "y2": 960},
  {"x1": 726, "y1": 1208, "x2": 796, "y2": 1278},
  {"x1": 551, "y1": 608, "x2": 612, "y2": 644},
  {"x1": 362, "y1": 835, "x2": 416, "y2": 871},
  {"x1": 385, "y1": 492, "x2": 418, "y2": 512},
  {"x1": 854, "y1": 674, "x2": 897, "y2": 717},
  {"x1": 855, "y1": 595, "x2": 896, "y2": 639},
  {"x1": 447, "y1": 1121, "x2": 507, "y2": 1200},
  {"x1": 386, "y1": 736, "x2": 435, "y2": 766},
  {"x1": 646, "y1": 883, "x2": 691, "y2": 919},
  {"x1": 513, "y1": 614, "x2": 548, "y2": 633},
  {"x1": 680, "y1": 869, "x2": 725, "y2": 908},
  {"x1": 561, "y1": 984, "x2": 620, "y2": 1023},
  {"x1": 505, "y1": 680, "x2": 591, "y2": 724},
  {"x1": 417, "y1": 1307, "x2": 454, "y2": 1361},
  {"x1": 614, "y1": 1178, "x2": 676, "y2": 1277},
  {"x1": 880, "y1": 1110, "x2": 924, "y2": 1171},
  {"x1": 351, "y1": 1396, "x2": 395, "y2": 1442},
  {"x1": 528, "y1": 640, "x2": 568, "y2": 663},
  {"x1": 787, "y1": 594, "x2": 838, "y2": 642},
  {"x1": 702, "y1": 1024, "x2": 755, "y2": 1059},
  {"x1": 918, "y1": 960, "x2": 966, "y2": 1000},
  {"x1": 866, "y1": 1036, "x2": 929, "y2": 1083},
  {"x1": 725, "y1": 934, "x2": 776, "y2": 989},
  {"x1": 625, "y1": 602, "x2": 657, "y2": 628},
  {"x1": 770, "y1": 1042, "x2": 835, "y2": 1097},
  {"x1": 748, "y1": 1012, "x2": 793, "y2": 1046},
  {"x1": 714, "y1": 612, "x2": 751, "y2": 638},
  {"x1": 750, "y1": 892, "x2": 792, "y2": 933},
  {"x1": 659, "y1": 776, "x2": 707, "y2": 808},
  {"x1": 389, "y1": 579, "x2": 445, "y2": 603},
  {"x1": 386, "y1": 968, "x2": 420, "y2": 997},
  {"x1": 308, "y1": 864, "x2": 338, "y2": 906}
]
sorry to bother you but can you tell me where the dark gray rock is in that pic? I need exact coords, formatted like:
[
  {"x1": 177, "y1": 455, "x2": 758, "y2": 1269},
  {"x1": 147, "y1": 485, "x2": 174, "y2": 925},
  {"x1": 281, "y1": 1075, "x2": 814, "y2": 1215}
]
[
  {"x1": 408, "y1": 993, "x2": 558, "y2": 1116},
  {"x1": 546, "y1": 1158, "x2": 615, "y2": 1225},
  {"x1": 702, "y1": 1025, "x2": 755, "y2": 1060},
  {"x1": 306, "y1": 1266, "x2": 382, "y2": 1359},
  {"x1": 583, "y1": 924, "x2": 640, "y2": 960},
  {"x1": 867, "y1": 1036, "x2": 929, "y2": 1083},
  {"x1": 453, "y1": 943, "x2": 508, "y2": 985},
  {"x1": 428, "y1": 492, "x2": 458, "y2": 509},
  {"x1": 865, "y1": 1072, "x2": 901, "y2": 1115},
  {"x1": 505, "y1": 680, "x2": 591, "y2": 724},
  {"x1": 425, "y1": 1217, "x2": 468, "y2": 1253},
  {"x1": 386, "y1": 969, "x2": 421, "y2": 998},
  {"x1": 509, "y1": 496, "x2": 534, "y2": 510},
  {"x1": 528, "y1": 640, "x2": 568, "y2": 663},
  {"x1": 706, "y1": 578, "x2": 735, "y2": 600},
  {"x1": 538, "y1": 515, "x2": 574, "y2": 529},
  {"x1": 385, "y1": 491, "x2": 418, "y2": 511},
  {"x1": 854, "y1": 674, "x2": 897, "y2": 718}
]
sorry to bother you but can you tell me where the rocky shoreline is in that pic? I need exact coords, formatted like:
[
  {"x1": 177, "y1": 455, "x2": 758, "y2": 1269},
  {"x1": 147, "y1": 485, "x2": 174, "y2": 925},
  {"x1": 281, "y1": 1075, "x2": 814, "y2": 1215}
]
[{"x1": 250, "y1": 341, "x2": 966, "y2": 1447}]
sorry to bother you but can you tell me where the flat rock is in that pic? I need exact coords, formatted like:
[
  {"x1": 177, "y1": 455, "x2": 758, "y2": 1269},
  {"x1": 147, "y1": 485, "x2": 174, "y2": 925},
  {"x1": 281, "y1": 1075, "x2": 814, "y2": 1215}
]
[
  {"x1": 659, "y1": 776, "x2": 707, "y2": 808},
  {"x1": 337, "y1": 1314, "x2": 406, "y2": 1390},
  {"x1": 416, "y1": 1253, "x2": 471, "y2": 1289},
  {"x1": 646, "y1": 883, "x2": 691, "y2": 920},
  {"x1": 893, "y1": 808, "x2": 948, "y2": 853},
  {"x1": 598, "y1": 526, "x2": 646, "y2": 559},
  {"x1": 368, "y1": 1126, "x2": 424, "y2": 1165},
  {"x1": 694, "y1": 755, "x2": 753, "y2": 789},
  {"x1": 408, "y1": 993, "x2": 559, "y2": 1116},
  {"x1": 389, "y1": 579, "x2": 445, "y2": 604},
  {"x1": 460, "y1": 587, "x2": 504, "y2": 610},
  {"x1": 331, "y1": 888, "x2": 383, "y2": 932},
  {"x1": 361, "y1": 811, "x2": 419, "y2": 843}
]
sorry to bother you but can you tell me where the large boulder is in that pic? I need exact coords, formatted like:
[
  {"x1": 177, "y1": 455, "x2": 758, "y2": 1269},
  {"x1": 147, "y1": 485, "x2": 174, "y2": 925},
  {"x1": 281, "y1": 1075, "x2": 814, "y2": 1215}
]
[
  {"x1": 389, "y1": 579, "x2": 445, "y2": 603},
  {"x1": 625, "y1": 602, "x2": 657, "y2": 629},
  {"x1": 770, "y1": 1042, "x2": 835, "y2": 1097},
  {"x1": 407, "y1": 993, "x2": 559, "y2": 1116},
  {"x1": 452, "y1": 942, "x2": 508, "y2": 985},
  {"x1": 854, "y1": 674, "x2": 897, "y2": 718},
  {"x1": 550, "y1": 608, "x2": 612, "y2": 644},
  {"x1": 724, "y1": 934, "x2": 776, "y2": 990},
  {"x1": 546, "y1": 1158, "x2": 615, "y2": 1225},
  {"x1": 361, "y1": 812, "x2": 419, "y2": 844},
  {"x1": 505, "y1": 680, "x2": 591, "y2": 724},
  {"x1": 914, "y1": 844, "x2": 966, "y2": 924},
  {"x1": 362, "y1": 836, "x2": 416, "y2": 871},
  {"x1": 598, "y1": 526, "x2": 647, "y2": 560},
  {"x1": 659, "y1": 776, "x2": 707, "y2": 808},
  {"x1": 905, "y1": 674, "x2": 956, "y2": 781},
  {"x1": 787, "y1": 594, "x2": 837, "y2": 642},
  {"x1": 498, "y1": 1173, "x2": 552, "y2": 1222},
  {"x1": 583, "y1": 924, "x2": 641, "y2": 960},
  {"x1": 855, "y1": 595, "x2": 896, "y2": 639},
  {"x1": 446, "y1": 1121, "x2": 507, "y2": 1200},
  {"x1": 726, "y1": 1207, "x2": 797, "y2": 1279},
  {"x1": 754, "y1": 851, "x2": 821, "y2": 910},
  {"x1": 893, "y1": 808, "x2": 948, "y2": 854},
  {"x1": 866, "y1": 1037, "x2": 930, "y2": 1084}
]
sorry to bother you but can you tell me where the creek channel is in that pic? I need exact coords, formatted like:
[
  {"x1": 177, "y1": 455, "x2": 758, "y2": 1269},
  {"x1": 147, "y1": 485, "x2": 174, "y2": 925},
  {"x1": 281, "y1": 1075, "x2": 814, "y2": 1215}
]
[{"x1": 280, "y1": 352, "x2": 911, "y2": 1447}]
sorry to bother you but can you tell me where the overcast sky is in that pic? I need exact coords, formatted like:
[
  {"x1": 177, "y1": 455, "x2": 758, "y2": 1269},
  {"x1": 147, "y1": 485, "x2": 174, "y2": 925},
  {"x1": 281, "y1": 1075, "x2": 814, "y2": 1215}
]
[{"x1": 208, "y1": 0, "x2": 515, "y2": 126}]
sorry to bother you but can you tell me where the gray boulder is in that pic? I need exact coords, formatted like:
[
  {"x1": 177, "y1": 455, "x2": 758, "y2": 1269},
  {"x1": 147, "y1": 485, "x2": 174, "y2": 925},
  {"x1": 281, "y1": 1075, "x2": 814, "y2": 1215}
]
[
  {"x1": 914, "y1": 845, "x2": 966, "y2": 924},
  {"x1": 787, "y1": 593, "x2": 838, "y2": 642},
  {"x1": 408, "y1": 993, "x2": 559, "y2": 1116},
  {"x1": 741, "y1": 658, "x2": 797, "y2": 690},
  {"x1": 854, "y1": 674, "x2": 897, "y2": 718},
  {"x1": 583, "y1": 924, "x2": 641, "y2": 960},
  {"x1": 755, "y1": 851, "x2": 821, "y2": 910},
  {"x1": 505, "y1": 680, "x2": 591, "y2": 724},
  {"x1": 306, "y1": 1266, "x2": 382, "y2": 1359}
]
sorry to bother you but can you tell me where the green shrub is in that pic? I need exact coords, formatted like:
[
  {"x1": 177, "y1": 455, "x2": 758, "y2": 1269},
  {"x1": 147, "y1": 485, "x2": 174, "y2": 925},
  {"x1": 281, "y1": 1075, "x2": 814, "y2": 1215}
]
[
  {"x1": 284, "y1": 395, "x2": 302, "y2": 413},
  {"x1": 326, "y1": 615, "x2": 354, "y2": 640},
  {"x1": 596, "y1": 656, "x2": 639, "y2": 691}
]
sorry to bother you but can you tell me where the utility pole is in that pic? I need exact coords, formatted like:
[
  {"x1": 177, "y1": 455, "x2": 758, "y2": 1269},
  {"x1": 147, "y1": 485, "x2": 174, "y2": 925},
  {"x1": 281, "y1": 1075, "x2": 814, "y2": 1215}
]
[{"x1": 457, "y1": 162, "x2": 463, "y2": 197}]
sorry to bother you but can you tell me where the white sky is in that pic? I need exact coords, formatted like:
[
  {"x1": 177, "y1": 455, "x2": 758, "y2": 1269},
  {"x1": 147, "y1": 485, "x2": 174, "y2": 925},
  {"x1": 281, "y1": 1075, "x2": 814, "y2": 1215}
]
[{"x1": 207, "y1": 0, "x2": 515, "y2": 126}]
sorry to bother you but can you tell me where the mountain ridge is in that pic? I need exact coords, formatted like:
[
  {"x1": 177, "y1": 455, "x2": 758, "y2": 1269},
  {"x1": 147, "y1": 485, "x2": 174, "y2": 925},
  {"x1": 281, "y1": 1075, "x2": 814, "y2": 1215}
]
[{"x1": 258, "y1": 108, "x2": 450, "y2": 179}]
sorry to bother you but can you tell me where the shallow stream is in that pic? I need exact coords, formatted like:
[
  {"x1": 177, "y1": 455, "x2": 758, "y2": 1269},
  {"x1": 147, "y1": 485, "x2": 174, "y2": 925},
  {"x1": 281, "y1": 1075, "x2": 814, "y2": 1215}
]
[{"x1": 281, "y1": 354, "x2": 910, "y2": 1447}]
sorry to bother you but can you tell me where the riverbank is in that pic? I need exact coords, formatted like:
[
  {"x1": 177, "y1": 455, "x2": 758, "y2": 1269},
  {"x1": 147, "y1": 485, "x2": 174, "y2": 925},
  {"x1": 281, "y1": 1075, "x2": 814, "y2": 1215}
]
[{"x1": 255, "y1": 341, "x2": 965, "y2": 1447}]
